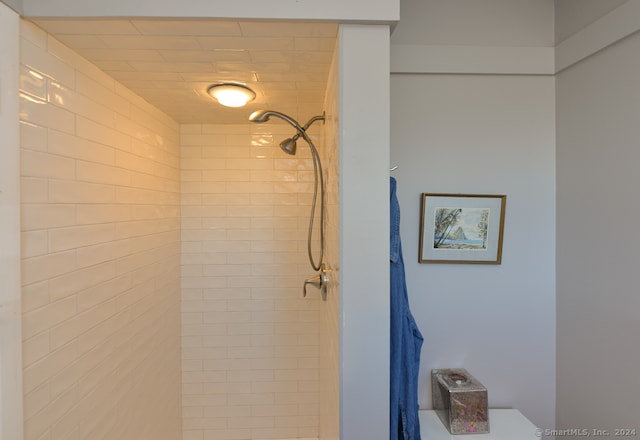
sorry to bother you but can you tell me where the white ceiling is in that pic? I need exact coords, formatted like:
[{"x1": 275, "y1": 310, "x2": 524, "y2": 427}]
[{"x1": 33, "y1": 19, "x2": 338, "y2": 124}]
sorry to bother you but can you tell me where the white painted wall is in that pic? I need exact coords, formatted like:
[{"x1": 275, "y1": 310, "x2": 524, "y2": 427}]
[
  {"x1": 339, "y1": 24, "x2": 390, "y2": 440},
  {"x1": 390, "y1": 0, "x2": 555, "y2": 77},
  {"x1": 391, "y1": 0, "x2": 554, "y2": 47},
  {"x1": 0, "y1": 0, "x2": 22, "y2": 13},
  {"x1": 555, "y1": 0, "x2": 629, "y2": 43},
  {"x1": 390, "y1": 0, "x2": 556, "y2": 431},
  {"x1": 555, "y1": 0, "x2": 640, "y2": 73},
  {"x1": 391, "y1": 74, "x2": 556, "y2": 430},
  {"x1": 556, "y1": 22, "x2": 640, "y2": 436},
  {"x1": 0, "y1": 4, "x2": 23, "y2": 440},
  {"x1": 20, "y1": 0, "x2": 398, "y2": 22}
]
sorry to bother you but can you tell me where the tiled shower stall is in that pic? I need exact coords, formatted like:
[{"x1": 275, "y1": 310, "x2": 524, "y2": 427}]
[
  {"x1": 179, "y1": 123, "x2": 323, "y2": 440},
  {"x1": 19, "y1": 19, "x2": 340, "y2": 440}
]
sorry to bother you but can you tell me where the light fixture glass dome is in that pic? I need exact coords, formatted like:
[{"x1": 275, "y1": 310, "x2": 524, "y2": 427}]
[{"x1": 207, "y1": 83, "x2": 256, "y2": 108}]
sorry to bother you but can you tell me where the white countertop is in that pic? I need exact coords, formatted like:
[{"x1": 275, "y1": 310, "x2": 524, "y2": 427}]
[{"x1": 420, "y1": 409, "x2": 540, "y2": 440}]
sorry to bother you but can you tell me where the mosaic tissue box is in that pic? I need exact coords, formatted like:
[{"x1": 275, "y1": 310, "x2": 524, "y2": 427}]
[{"x1": 431, "y1": 368, "x2": 489, "y2": 435}]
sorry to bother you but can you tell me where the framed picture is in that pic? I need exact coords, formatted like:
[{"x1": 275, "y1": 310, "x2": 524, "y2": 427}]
[{"x1": 419, "y1": 193, "x2": 506, "y2": 264}]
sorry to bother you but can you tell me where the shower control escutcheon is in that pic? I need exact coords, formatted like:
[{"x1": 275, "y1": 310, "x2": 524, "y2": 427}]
[{"x1": 303, "y1": 264, "x2": 328, "y2": 301}]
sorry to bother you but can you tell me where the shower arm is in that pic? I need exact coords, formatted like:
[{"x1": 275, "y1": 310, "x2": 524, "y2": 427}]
[
  {"x1": 301, "y1": 114, "x2": 325, "y2": 132},
  {"x1": 284, "y1": 114, "x2": 326, "y2": 144}
]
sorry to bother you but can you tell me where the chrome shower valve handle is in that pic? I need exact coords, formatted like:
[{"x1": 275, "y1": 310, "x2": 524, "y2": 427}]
[{"x1": 303, "y1": 264, "x2": 328, "y2": 301}]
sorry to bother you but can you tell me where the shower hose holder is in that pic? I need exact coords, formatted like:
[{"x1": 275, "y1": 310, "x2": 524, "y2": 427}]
[{"x1": 303, "y1": 264, "x2": 328, "y2": 301}]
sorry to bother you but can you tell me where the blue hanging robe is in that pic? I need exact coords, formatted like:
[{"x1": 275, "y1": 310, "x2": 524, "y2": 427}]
[{"x1": 390, "y1": 177, "x2": 424, "y2": 440}]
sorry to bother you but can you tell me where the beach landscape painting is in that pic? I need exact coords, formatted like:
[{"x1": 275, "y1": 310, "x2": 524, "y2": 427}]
[
  {"x1": 420, "y1": 194, "x2": 506, "y2": 264},
  {"x1": 433, "y1": 207, "x2": 489, "y2": 250}
]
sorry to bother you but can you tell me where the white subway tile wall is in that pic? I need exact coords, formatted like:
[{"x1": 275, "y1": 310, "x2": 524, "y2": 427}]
[
  {"x1": 180, "y1": 123, "x2": 321, "y2": 440},
  {"x1": 19, "y1": 21, "x2": 182, "y2": 440},
  {"x1": 319, "y1": 47, "x2": 340, "y2": 440}
]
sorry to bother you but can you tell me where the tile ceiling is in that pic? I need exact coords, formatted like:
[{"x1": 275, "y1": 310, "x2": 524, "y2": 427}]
[{"x1": 33, "y1": 19, "x2": 338, "y2": 124}]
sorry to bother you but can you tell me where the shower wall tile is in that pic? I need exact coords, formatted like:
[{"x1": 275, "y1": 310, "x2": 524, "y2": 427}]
[
  {"x1": 19, "y1": 20, "x2": 182, "y2": 440},
  {"x1": 319, "y1": 43, "x2": 341, "y2": 440},
  {"x1": 181, "y1": 123, "x2": 320, "y2": 440}
]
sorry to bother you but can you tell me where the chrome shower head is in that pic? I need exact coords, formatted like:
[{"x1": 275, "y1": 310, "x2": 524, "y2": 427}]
[
  {"x1": 250, "y1": 110, "x2": 305, "y2": 155},
  {"x1": 249, "y1": 110, "x2": 300, "y2": 129},
  {"x1": 248, "y1": 109, "x2": 274, "y2": 123},
  {"x1": 249, "y1": 109, "x2": 324, "y2": 158},
  {"x1": 279, "y1": 135, "x2": 299, "y2": 155}
]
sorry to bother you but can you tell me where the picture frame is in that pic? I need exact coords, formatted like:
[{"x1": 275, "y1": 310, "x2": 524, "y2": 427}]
[{"x1": 419, "y1": 193, "x2": 506, "y2": 264}]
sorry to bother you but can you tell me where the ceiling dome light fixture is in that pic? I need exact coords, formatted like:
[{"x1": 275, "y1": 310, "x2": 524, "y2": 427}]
[{"x1": 207, "y1": 83, "x2": 256, "y2": 108}]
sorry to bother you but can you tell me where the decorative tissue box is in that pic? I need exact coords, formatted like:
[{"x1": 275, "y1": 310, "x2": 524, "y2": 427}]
[{"x1": 431, "y1": 368, "x2": 489, "y2": 435}]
